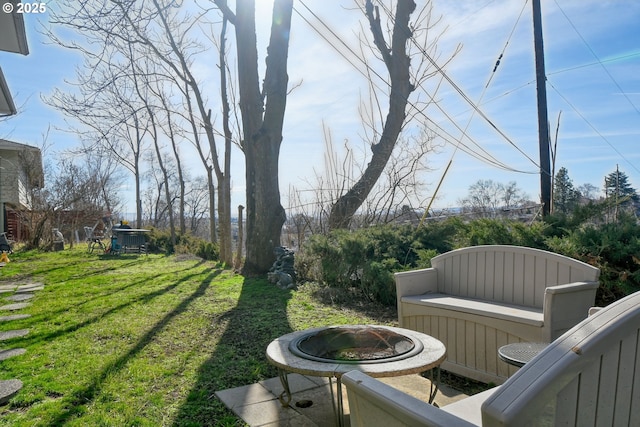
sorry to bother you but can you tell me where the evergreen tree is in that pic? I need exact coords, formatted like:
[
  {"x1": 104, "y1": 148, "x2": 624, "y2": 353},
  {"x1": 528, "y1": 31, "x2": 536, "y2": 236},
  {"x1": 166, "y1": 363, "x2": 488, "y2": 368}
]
[
  {"x1": 604, "y1": 168, "x2": 639, "y2": 202},
  {"x1": 553, "y1": 167, "x2": 579, "y2": 214},
  {"x1": 604, "y1": 167, "x2": 639, "y2": 217}
]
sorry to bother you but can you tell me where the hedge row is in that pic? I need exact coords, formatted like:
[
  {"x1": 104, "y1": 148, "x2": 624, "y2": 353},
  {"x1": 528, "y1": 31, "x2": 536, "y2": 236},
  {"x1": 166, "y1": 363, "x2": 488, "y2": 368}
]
[{"x1": 297, "y1": 214, "x2": 640, "y2": 307}]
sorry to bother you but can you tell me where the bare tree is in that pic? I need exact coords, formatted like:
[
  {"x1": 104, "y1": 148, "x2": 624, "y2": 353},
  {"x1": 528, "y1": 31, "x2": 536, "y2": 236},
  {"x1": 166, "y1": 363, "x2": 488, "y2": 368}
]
[
  {"x1": 154, "y1": 76, "x2": 187, "y2": 235},
  {"x1": 127, "y1": 45, "x2": 178, "y2": 244},
  {"x1": 328, "y1": 0, "x2": 426, "y2": 229},
  {"x1": 45, "y1": 50, "x2": 150, "y2": 227},
  {"x1": 290, "y1": 123, "x2": 437, "y2": 234},
  {"x1": 215, "y1": 0, "x2": 293, "y2": 274},
  {"x1": 184, "y1": 176, "x2": 210, "y2": 235},
  {"x1": 121, "y1": 0, "x2": 235, "y2": 262},
  {"x1": 46, "y1": 0, "x2": 238, "y2": 261},
  {"x1": 577, "y1": 183, "x2": 600, "y2": 202},
  {"x1": 459, "y1": 179, "x2": 529, "y2": 218}
]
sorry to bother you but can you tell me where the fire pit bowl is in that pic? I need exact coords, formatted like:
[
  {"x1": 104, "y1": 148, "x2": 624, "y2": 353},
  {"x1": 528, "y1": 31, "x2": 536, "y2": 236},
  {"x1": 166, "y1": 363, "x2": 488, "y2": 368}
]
[{"x1": 289, "y1": 325, "x2": 424, "y2": 364}]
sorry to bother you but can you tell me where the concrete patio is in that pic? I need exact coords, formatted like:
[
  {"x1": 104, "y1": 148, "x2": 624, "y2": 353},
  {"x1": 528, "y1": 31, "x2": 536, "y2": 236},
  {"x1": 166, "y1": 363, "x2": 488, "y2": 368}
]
[{"x1": 216, "y1": 372, "x2": 469, "y2": 426}]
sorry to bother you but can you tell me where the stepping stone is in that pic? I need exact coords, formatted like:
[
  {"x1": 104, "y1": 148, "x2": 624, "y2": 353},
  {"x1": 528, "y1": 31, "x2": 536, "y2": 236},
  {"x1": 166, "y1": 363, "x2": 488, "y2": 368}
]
[
  {"x1": 0, "y1": 285, "x2": 16, "y2": 292},
  {"x1": 0, "y1": 314, "x2": 31, "y2": 322},
  {"x1": 0, "y1": 289, "x2": 14, "y2": 295},
  {"x1": 16, "y1": 283, "x2": 44, "y2": 292},
  {"x1": 0, "y1": 329, "x2": 29, "y2": 341},
  {"x1": 0, "y1": 348, "x2": 26, "y2": 361},
  {"x1": 0, "y1": 303, "x2": 30, "y2": 311},
  {"x1": 18, "y1": 281, "x2": 44, "y2": 287},
  {"x1": 0, "y1": 379, "x2": 22, "y2": 405},
  {"x1": 16, "y1": 286, "x2": 43, "y2": 293},
  {"x1": 5, "y1": 294, "x2": 34, "y2": 302}
]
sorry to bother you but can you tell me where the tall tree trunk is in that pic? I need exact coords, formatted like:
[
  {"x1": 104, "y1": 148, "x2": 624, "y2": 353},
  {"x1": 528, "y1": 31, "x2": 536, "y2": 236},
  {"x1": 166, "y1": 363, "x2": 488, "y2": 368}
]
[
  {"x1": 235, "y1": 204, "x2": 244, "y2": 270},
  {"x1": 166, "y1": 108, "x2": 186, "y2": 236},
  {"x1": 132, "y1": 114, "x2": 143, "y2": 228},
  {"x1": 182, "y1": 79, "x2": 217, "y2": 244},
  {"x1": 128, "y1": 44, "x2": 176, "y2": 244},
  {"x1": 328, "y1": 0, "x2": 416, "y2": 230},
  {"x1": 217, "y1": 16, "x2": 233, "y2": 265},
  {"x1": 207, "y1": 169, "x2": 217, "y2": 244},
  {"x1": 224, "y1": 0, "x2": 292, "y2": 274}
]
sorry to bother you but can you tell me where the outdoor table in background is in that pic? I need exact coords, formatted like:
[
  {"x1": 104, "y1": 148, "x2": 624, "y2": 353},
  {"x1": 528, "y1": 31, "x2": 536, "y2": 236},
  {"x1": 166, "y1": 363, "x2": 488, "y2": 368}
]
[{"x1": 110, "y1": 228, "x2": 149, "y2": 254}]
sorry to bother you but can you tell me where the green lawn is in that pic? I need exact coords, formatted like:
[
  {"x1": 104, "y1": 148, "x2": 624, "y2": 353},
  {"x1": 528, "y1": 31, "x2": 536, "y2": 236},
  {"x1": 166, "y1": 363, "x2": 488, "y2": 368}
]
[{"x1": 0, "y1": 247, "x2": 396, "y2": 426}]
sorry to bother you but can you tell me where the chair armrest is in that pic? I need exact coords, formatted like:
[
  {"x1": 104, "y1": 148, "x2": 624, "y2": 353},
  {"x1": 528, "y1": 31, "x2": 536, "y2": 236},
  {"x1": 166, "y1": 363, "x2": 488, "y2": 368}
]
[
  {"x1": 343, "y1": 370, "x2": 478, "y2": 427},
  {"x1": 543, "y1": 281, "x2": 599, "y2": 341}
]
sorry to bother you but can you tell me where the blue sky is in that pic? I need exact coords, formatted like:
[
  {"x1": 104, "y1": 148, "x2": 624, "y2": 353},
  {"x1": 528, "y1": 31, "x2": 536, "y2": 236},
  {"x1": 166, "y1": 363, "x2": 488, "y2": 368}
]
[{"x1": 1, "y1": 0, "x2": 639, "y2": 215}]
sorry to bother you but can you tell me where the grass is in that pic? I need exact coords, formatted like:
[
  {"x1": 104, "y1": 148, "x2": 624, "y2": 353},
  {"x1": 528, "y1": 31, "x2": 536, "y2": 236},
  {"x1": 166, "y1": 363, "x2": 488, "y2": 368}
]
[{"x1": 0, "y1": 247, "x2": 400, "y2": 426}]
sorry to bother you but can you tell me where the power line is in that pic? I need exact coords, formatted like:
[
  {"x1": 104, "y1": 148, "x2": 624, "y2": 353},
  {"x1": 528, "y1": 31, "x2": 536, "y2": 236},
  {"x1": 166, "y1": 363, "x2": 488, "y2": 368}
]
[
  {"x1": 547, "y1": 80, "x2": 640, "y2": 176},
  {"x1": 294, "y1": 0, "x2": 538, "y2": 174},
  {"x1": 372, "y1": 0, "x2": 541, "y2": 169},
  {"x1": 552, "y1": 0, "x2": 640, "y2": 118},
  {"x1": 453, "y1": 0, "x2": 530, "y2": 169},
  {"x1": 547, "y1": 52, "x2": 640, "y2": 77}
]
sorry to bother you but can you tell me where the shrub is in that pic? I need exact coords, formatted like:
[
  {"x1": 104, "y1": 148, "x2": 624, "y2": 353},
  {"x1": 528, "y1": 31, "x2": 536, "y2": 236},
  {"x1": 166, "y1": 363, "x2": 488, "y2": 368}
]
[
  {"x1": 299, "y1": 223, "x2": 457, "y2": 304},
  {"x1": 298, "y1": 215, "x2": 640, "y2": 308},
  {"x1": 548, "y1": 213, "x2": 640, "y2": 303},
  {"x1": 145, "y1": 228, "x2": 219, "y2": 261}
]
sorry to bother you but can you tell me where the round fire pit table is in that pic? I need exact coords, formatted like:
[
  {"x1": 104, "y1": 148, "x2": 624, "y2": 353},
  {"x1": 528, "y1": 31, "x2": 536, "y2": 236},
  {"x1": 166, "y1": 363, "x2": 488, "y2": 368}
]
[{"x1": 266, "y1": 325, "x2": 446, "y2": 426}]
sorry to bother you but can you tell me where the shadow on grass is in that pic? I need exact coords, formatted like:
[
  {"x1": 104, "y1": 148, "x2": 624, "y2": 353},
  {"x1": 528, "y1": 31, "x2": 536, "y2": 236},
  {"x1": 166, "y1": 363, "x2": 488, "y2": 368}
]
[
  {"x1": 171, "y1": 277, "x2": 294, "y2": 427},
  {"x1": 0, "y1": 252, "x2": 147, "y2": 287},
  {"x1": 23, "y1": 267, "x2": 220, "y2": 347},
  {"x1": 43, "y1": 267, "x2": 224, "y2": 426},
  {"x1": 26, "y1": 257, "x2": 212, "y2": 325}
]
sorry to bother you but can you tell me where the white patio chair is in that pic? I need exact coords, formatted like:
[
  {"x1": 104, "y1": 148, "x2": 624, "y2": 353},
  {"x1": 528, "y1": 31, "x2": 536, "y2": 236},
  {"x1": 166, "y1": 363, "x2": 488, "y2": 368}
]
[
  {"x1": 84, "y1": 226, "x2": 106, "y2": 253},
  {"x1": 344, "y1": 290, "x2": 640, "y2": 426}
]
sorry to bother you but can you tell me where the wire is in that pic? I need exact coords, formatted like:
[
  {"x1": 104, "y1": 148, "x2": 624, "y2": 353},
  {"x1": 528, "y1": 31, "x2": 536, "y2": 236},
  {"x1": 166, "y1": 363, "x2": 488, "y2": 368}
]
[
  {"x1": 547, "y1": 80, "x2": 640, "y2": 176},
  {"x1": 295, "y1": 0, "x2": 538, "y2": 174},
  {"x1": 485, "y1": 0, "x2": 529, "y2": 90},
  {"x1": 547, "y1": 52, "x2": 640, "y2": 77},
  {"x1": 552, "y1": 0, "x2": 640, "y2": 118},
  {"x1": 455, "y1": 0, "x2": 530, "y2": 168},
  {"x1": 372, "y1": 0, "x2": 541, "y2": 169}
]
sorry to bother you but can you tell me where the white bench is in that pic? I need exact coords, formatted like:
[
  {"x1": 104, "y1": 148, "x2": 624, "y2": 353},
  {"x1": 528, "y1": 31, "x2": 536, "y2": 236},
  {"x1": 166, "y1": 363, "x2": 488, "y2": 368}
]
[
  {"x1": 395, "y1": 245, "x2": 600, "y2": 384},
  {"x1": 344, "y1": 290, "x2": 640, "y2": 426}
]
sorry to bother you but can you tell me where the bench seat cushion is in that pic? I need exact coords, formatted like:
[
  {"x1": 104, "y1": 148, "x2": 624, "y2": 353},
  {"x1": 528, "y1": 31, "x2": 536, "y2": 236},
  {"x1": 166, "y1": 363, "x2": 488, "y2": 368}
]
[{"x1": 401, "y1": 293, "x2": 544, "y2": 327}]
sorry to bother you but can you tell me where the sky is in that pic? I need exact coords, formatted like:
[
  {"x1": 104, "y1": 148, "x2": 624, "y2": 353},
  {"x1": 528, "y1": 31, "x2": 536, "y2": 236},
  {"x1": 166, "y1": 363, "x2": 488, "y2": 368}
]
[{"x1": 1, "y1": 0, "x2": 639, "y2": 217}]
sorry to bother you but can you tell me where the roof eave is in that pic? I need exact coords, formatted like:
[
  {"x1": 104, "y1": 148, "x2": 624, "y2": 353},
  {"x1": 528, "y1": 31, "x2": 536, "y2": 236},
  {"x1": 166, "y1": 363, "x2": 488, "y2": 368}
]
[{"x1": 0, "y1": 68, "x2": 17, "y2": 116}]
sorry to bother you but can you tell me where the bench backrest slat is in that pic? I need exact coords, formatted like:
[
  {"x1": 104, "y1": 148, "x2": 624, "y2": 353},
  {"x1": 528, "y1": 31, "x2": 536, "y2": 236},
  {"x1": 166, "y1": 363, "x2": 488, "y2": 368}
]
[{"x1": 433, "y1": 245, "x2": 599, "y2": 308}]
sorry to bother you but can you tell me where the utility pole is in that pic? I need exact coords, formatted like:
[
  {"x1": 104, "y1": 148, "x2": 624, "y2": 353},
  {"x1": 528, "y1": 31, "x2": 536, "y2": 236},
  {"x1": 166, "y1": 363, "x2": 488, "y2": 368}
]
[{"x1": 532, "y1": 0, "x2": 552, "y2": 217}]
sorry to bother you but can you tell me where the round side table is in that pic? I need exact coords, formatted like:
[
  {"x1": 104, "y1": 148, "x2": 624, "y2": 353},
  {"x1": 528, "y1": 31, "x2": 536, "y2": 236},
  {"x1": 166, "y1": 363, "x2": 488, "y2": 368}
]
[{"x1": 498, "y1": 342, "x2": 547, "y2": 368}]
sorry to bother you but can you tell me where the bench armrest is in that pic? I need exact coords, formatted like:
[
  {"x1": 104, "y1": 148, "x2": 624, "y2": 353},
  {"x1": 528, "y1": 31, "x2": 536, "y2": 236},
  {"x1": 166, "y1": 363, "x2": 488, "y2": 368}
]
[
  {"x1": 395, "y1": 268, "x2": 438, "y2": 299},
  {"x1": 343, "y1": 370, "x2": 478, "y2": 427},
  {"x1": 395, "y1": 268, "x2": 439, "y2": 322},
  {"x1": 543, "y1": 281, "x2": 599, "y2": 341}
]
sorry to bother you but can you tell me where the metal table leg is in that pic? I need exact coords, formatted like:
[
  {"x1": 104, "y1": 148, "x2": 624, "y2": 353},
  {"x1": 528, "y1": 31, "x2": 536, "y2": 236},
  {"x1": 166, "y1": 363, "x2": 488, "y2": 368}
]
[
  {"x1": 329, "y1": 376, "x2": 345, "y2": 427},
  {"x1": 276, "y1": 368, "x2": 292, "y2": 407},
  {"x1": 278, "y1": 371, "x2": 345, "y2": 426},
  {"x1": 427, "y1": 367, "x2": 441, "y2": 405}
]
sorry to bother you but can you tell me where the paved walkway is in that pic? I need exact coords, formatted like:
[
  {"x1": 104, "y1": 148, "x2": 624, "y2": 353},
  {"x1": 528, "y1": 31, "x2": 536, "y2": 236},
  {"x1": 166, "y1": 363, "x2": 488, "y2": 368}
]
[
  {"x1": 0, "y1": 275, "x2": 44, "y2": 405},
  {"x1": 216, "y1": 371, "x2": 468, "y2": 426}
]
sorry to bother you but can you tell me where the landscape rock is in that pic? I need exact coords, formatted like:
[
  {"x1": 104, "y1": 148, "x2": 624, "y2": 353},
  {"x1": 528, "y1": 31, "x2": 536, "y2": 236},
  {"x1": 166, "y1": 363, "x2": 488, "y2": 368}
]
[{"x1": 268, "y1": 246, "x2": 296, "y2": 290}]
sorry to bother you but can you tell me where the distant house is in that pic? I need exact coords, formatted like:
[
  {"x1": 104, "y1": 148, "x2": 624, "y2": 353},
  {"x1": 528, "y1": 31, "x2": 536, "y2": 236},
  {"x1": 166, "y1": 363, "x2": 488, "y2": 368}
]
[
  {"x1": 0, "y1": 139, "x2": 43, "y2": 240},
  {"x1": 1, "y1": 1, "x2": 35, "y2": 240}
]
